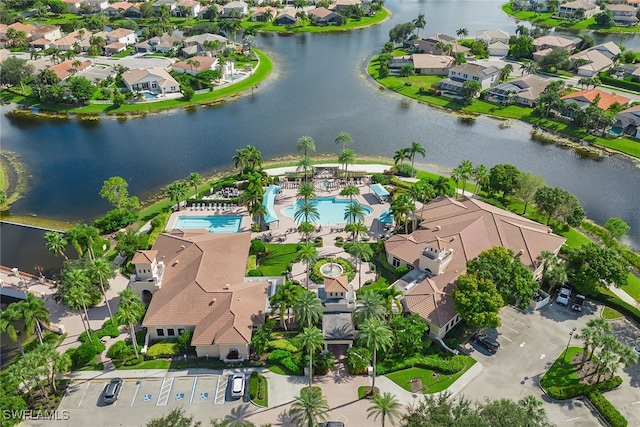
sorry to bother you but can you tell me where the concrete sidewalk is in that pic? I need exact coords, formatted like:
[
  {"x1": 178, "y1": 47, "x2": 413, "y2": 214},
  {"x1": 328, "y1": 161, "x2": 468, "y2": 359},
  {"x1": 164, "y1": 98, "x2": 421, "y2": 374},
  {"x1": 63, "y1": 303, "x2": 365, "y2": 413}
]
[{"x1": 609, "y1": 286, "x2": 638, "y2": 307}]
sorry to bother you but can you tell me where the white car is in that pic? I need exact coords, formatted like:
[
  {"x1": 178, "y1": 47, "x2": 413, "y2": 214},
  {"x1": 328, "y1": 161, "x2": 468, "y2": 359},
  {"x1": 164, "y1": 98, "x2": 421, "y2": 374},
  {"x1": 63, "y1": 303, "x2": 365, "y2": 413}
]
[
  {"x1": 556, "y1": 286, "x2": 571, "y2": 305},
  {"x1": 633, "y1": 346, "x2": 640, "y2": 356},
  {"x1": 231, "y1": 373, "x2": 246, "y2": 398}
]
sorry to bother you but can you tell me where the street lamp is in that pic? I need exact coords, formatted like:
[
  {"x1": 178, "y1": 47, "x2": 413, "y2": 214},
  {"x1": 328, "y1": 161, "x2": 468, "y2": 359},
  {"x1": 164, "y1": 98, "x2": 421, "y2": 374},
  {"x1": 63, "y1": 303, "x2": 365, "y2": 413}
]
[{"x1": 564, "y1": 327, "x2": 577, "y2": 361}]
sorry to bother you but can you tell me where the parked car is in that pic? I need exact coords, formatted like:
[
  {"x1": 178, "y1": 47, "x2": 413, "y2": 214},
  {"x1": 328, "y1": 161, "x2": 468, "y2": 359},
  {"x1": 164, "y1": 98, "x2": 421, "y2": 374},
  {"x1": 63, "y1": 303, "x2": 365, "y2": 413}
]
[
  {"x1": 473, "y1": 332, "x2": 500, "y2": 354},
  {"x1": 320, "y1": 423, "x2": 345, "y2": 427},
  {"x1": 556, "y1": 286, "x2": 572, "y2": 306},
  {"x1": 571, "y1": 294, "x2": 586, "y2": 311},
  {"x1": 103, "y1": 378, "x2": 123, "y2": 404},
  {"x1": 633, "y1": 346, "x2": 640, "y2": 356},
  {"x1": 231, "y1": 373, "x2": 246, "y2": 398}
]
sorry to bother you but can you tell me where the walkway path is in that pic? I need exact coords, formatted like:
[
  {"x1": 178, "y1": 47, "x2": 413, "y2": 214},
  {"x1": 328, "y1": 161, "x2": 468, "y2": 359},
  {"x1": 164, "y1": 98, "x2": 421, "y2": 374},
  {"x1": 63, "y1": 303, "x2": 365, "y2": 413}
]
[{"x1": 609, "y1": 286, "x2": 638, "y2": 307}]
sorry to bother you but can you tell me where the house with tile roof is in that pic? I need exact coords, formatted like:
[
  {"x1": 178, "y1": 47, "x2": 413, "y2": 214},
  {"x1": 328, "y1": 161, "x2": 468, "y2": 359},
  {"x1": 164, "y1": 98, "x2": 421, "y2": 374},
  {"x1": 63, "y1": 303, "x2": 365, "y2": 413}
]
[
  {"x1": 558, "y1": 0, "x2": 598, "y2": 19},
  {"x1": 172, "y1": 55, "x2": 219, "y2": 75},
  {"x1": 570, "y1": 42, "x2": 620, "y2": 77},
  {"x1": 417, "y1": 33, "x2": 470, "y2": 56},
  {"x1": 484, "y1": 74, "x2": 552, "y2": 107},
  {"x1": 605, "y1": 3, "x2": 639, "y2": 26},
  {"x1": 384, "y1": 195, "x2": 565, "y2": 338},
  {"x1": 433, "y1": 63, "x2": 500, "y2": 95},
  {"x1": 475, "y1": 29, "x2": 510, "y2": 45},
  {"x1": 612, "y1": 104, "x2": 640, "y2": 138},
  {"x1": 31, "y1": 25, "x2": 62, "y2": 42},
  {"x1": 106, "y1": 28, "x2": 137, "y2": 45},
  {"x1": 177, "y1": 0, "x2": 202, "y2": 17},
  {"x1": 308, "y1": 7, "x2": 342, "y2": 24},
  {"x1": 561, "y1": 88, "x2": 631, "y2": 112},
  {"x1": 49, "y1": 59, "x2": 92, "y2": 80},
  {"x1": 275, "y1": 9, "x2": 299, "y2": 26},
  {"x1": 130, "y1": 231, "x2": 281, "y2": 360},
  {"x1": 532, "y1": 35, "x2": 580, "y2": 60},
  {"x1": 182, "y1": 33, "x2": 229, "y2": 56},
  {"x1": 135, "y1": 32, "x2": 183, "y2": 54},
  {"x1": 121, "y1": 68, "x2": 181, "y2": 95}
]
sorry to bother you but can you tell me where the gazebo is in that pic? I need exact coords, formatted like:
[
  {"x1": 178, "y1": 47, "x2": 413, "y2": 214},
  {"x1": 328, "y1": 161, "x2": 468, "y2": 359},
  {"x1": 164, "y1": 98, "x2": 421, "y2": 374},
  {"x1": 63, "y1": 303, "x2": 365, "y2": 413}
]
[{"x1": 369, "y1": 183, "x2": 390, "y2": 203}]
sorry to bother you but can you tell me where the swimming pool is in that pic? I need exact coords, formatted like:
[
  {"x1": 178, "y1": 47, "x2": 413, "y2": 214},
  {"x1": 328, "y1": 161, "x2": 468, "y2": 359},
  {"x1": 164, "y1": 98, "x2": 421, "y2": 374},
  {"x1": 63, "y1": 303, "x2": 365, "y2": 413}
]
[
  {"x1": 142, "y1": 92, "x2": 158, "y2": 100},
  {"x1": 281, "y1": 198, "x2": 373, "y2": 225},
  {"x1": 174, "y1": 215, "x2": 242, "y2": 233}
]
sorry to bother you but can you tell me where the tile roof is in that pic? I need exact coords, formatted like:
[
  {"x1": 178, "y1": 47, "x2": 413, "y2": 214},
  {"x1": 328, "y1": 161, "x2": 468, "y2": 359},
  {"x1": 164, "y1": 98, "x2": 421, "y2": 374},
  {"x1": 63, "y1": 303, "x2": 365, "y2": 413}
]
[
  {"x1": 107, "y1": 28, "x2": 134, "y2": 38},
  {"x1": 533, "y1": 35, "x2": 577, "y2": 49},
  {"x1": 411, "y1": 54, "x2": 453, "y2": 69},
  {"x1": 49, "y1": 59, "x2": 91, "y2": 80},
  {"x1": 308, "y1": 7, "x2": 334, "y2": 18},
  {"x1": 560, "y1": 0, "x2": 598, "y2": 10},
  {"x1": 173, "y1": 55, "x2": 217, "y2": 72},
  {"x1": 122, "y1": 67, "x2": 179, "y2": 89},
  {"x1": 142, "y1": 231, "x2": 269, "y2": 346},
  {"x1": 561, "y1": 88, "x2": 631, "y2": 110},
  {"x1": 323, "y1": 275, "x2": 349, "y2": 292},
  {"x1": 385, "y1": 196, "x2": 566, "y2": 327},
  {"x1": 132, "y1": 250, "x2": 158, "y2": 264}
]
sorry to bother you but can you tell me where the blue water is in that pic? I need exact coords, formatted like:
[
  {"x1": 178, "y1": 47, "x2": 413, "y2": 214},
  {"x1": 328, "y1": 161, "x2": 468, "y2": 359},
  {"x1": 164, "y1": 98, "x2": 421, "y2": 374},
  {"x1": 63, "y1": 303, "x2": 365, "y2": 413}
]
[
  {"x1": 174, "y1": 215, "x2": 242, "y2": 233},
  {"x1": 282, "y1": 198, "x2": 373, "y2": 225},
  {"x1": 142, "y1": 92, "x2": 157, "y2": 99}
]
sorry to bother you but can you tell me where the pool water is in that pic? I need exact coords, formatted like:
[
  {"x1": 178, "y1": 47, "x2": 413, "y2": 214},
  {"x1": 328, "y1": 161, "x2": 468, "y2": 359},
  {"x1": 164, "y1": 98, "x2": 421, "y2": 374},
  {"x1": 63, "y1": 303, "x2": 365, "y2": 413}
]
[
  {"x1": 142, "y1": 92, "x2": 158, "y2": 100},
  {"x1": 174, "y1": 215, "x2": 242, "y2": 233},
  {"x1": 281, "y1": 197, "x2": 373, "y2": 225}
]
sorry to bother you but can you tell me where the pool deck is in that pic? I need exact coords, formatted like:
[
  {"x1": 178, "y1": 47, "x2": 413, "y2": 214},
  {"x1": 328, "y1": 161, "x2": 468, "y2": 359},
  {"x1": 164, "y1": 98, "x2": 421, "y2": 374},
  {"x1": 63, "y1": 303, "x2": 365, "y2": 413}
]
[{"x1": 166, "y1": 205, "x2": 253, "y2": 232}]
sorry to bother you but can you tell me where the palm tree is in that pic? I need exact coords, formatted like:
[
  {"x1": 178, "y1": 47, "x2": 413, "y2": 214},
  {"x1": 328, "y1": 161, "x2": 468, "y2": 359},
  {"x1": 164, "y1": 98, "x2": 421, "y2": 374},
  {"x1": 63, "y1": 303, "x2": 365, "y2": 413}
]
[
  {"x1": 380, "y1": 287, "x2": 403, "y2": 319},
  {"x1": 457, "y1": 159, "x2": 474, "y2": 196},
  {"x1": 346, "y1": 242, "x2": 374, "y2": 288},
  {"x1": 499, "y1": 64, "x2": 513, "y2": 82},
  {"x1": 290, "y1": 387, "x2": 330, "y2": 427},
  {"x1": 345, "y1": 221, "x2": 369, "y2": 242},
  {"x1": 367, "y1": 392, "x2": 402, "y2": 427},
  {"x1": 340, "y1": 184, "x2": 360, "y2": 201},
  {"x1": 0, "y1": 306, "x2": 26, "y2": 355},
  {"x1": 297, "y1": 182, "x2": 317, "y2": 202},
  {"x1": 65, "y1": 226, "x2": 84, "y2": 257},
  {"x1": 456, "y1": 28, "x2": 468, "y2": 39},
  {"x1": 432, "y1": 176, "x2": 450, "y2": 195},
  {"x1": 390, "y1": 193, "x2": 414, "y2": 233},
  {"x1": 359, "y1": 318, "x2": 393, "y2": 395},
  {"x1": 189, "y1": 172, "x2": 202, "y2": 197},
  {"x1": 518, "y1": 395, "x2": 546, "y2": 425},
  {"x1": 44, "y1": 231, "x2": 69, "y2": 260},
  {"x1": 353, "y1": 291, "x2": 385, "y2": 325},
  {"x1": 578, "y1": 326, "x2": 598, "y2": 369},
  {"x1": 298, "y1": 326, "x2": 325, "y2": 388},
  {"x1": 393, "y1": 148, "x2": 409, "y2": 166},
  {"x1": 89, "y1": 257, "x2": 115, "y2": 321},
  {"x1": 338, "y1": 149, "x2": 356, "y2": 180},
  {"x1": 399, "y1": 63, "x2": 415, "y2": 84},
  {"x1": 295, "y1": 201, "x2": 320, "y2": 241},
  {"x1": 344, "y1": 201, "x2": 366, "y2": 225},
  {"x1": 293, "y1": 290, "x2": 323, "y2": 329},
  {"x1": 471, "y1": 164, "x2": 488, "y2": 195},
  {"x1": 167, "y1": 181, "x2": 188, "y2": 210},
  {"x1": 407, "y1": 141, "x2": 425, "y2": 169},
  {"x1": 412, "y1": 13, "x2": 426, "y2": 37},
  {"x1": 13, "y1": 293, "x2": 50, "y2": 345},
  {"x1": 335, "y1": 131, "x2": 353, "y2": 151},
  {"x1": 115, "y1": 289, "x2": 145, "y2": 358},
  {"x1": 297, "y1": 155, "x2": 314, "y2": 182},
  {"x1": 270, "y1": 281, "x2": 300, "y2": 329},
  {"x1": 298, "y1": 243, "x2": 318, "y2": 289},
  {"x1": 63, "y1": 271, "x2": 93, "y2": 341},
  {"x1": 297, "y1": 136, "x2": 316, "y2": 156}
]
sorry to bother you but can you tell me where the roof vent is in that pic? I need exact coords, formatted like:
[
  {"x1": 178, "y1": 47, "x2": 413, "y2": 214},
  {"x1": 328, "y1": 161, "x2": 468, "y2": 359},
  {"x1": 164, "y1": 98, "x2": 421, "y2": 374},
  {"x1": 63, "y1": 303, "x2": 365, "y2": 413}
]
[
  {"x1": 209, "y1": 298, "x2": 216, "y2": 306},
  {"x1": 435, "y1": 225, "x2": 441, "y2": 231},
  {"x1": 175, "y1": 259, "x2": 179, "y2": 264},
  {"x1": 224, "y1": 283, "x2": 231, "y2": 290},
  {"x1": 450, "y1": 236, "x2": 456, "y2": 242},
  {"x1": 519, "y1": 249, "x2": 524, "y2": 255},
  {"x1": 180, "y1": 245, "x2": 185, "y2": 250}
]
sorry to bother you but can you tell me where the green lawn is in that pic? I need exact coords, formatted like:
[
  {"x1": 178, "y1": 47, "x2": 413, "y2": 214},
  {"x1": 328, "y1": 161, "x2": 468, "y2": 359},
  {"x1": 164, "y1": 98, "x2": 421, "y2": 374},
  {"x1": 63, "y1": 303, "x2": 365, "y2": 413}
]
[
  {"x1": 249, "y1": 373, "x2": 269, "y2": 407},
  {"x1": 539, "y1": 346, "x2": 582, "y2": 391},
  {"x1": 259, "y1": 244, "x2": 300, "y2": 276},
  {"x1": 385, "y1": 358, "x2": 476, "y2": 394},
  {"x1": 621, "y1": 273, "x2": 640, "y2": 301},
  {"x1": 602, "y1": 306, "x2": 624, "y2": 320}
]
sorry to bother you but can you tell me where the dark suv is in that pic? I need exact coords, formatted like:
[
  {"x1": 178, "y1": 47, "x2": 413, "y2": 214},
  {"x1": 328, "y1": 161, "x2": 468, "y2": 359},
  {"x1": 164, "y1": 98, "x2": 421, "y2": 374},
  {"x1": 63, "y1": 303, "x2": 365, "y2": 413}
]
[
  {"x1": 473, "y1": 332, "x2": 500, "y2": 354},
  {"x1": 103, "y1": 378, "x2": 123, "y2": 404}
]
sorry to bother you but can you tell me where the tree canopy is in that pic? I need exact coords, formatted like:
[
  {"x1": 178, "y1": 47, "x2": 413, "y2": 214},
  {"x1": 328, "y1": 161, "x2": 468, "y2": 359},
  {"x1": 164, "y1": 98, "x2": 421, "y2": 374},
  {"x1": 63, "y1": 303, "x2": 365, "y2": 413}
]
[
  {"x1": 452, "y1": 273, "x2": 503, "y2": 328},
  {"x1": 566, "y1": 243, "x2": 629, "y2": 293}
]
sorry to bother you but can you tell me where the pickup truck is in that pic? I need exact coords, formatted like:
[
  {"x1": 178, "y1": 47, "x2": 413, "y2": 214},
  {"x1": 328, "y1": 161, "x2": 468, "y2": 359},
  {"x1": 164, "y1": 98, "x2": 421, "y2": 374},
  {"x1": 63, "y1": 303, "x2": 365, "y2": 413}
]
[{"x1": 571, "y1": 294, "x2": 586, "y2": 311}]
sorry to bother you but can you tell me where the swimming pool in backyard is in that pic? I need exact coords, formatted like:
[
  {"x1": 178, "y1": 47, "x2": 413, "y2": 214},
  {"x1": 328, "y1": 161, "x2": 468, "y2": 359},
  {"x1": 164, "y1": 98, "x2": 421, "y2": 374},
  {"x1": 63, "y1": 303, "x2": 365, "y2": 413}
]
[
  {"x1": 281, "y1": 197, "x2": 373, "y2": 225},
  {"x1": 174, "y1": 215, "x2": 242, "y2": 233}
]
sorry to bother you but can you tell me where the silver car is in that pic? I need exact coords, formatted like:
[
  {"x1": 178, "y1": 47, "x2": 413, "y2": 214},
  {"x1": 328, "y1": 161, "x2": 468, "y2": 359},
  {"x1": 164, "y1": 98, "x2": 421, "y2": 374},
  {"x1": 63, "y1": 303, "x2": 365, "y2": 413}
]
[{"x1": 556, "y1": 286, "x2": 571, "y2": 305}]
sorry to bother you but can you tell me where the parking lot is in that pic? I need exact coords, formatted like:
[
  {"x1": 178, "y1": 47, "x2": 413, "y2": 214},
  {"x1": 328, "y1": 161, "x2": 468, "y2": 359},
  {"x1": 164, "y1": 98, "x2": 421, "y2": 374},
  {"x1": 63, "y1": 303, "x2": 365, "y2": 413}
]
[
  {"x1": 463, "y1": 303, "x2": 604, "y2": 426},
  {"x1": 25, "y1": 373, "x2": 251, "y2": 426}
]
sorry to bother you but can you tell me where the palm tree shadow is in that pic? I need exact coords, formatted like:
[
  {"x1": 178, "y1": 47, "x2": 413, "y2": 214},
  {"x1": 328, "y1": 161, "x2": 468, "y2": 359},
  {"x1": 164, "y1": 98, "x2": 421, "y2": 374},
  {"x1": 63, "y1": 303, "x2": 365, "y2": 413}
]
[
  {"x1": 276, "y1": 409, "x2": 298, "y2": 426},
  {"x1": 225, "y1": 404, "x2": 253, "y2": 425}
]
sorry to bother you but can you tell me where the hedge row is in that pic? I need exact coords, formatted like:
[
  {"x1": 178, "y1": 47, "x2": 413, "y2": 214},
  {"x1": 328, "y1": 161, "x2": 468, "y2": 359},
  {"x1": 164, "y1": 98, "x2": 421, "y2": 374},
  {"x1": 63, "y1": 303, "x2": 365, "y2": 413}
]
[
  {"x1": 377, "y1": 354, "x2": 467, "y2": 376},
  {"x1": 545, "y1": 376, "x2": 622, "y2": 400},
  {"x1": 146, "y1": 341, "x2": 180, "y2": 358},
  {"x1": 267, "y1": 339, "x2": 299, "y2": 353},
  {"x1": 78, "y1": 320, "x2": 120, "y2": 343},
  {"x1": 590, "y1": 290, "x2": 640, "y2": 326},
  {"x1": 587, "y1": 390, "x2": 628, "y2": 427},
  {"x1": 267, "y1": 349, "x2": 303, "y2": 375},
  {"x1": 599, "y1": 73, "x2": 640, "y2": 92}
]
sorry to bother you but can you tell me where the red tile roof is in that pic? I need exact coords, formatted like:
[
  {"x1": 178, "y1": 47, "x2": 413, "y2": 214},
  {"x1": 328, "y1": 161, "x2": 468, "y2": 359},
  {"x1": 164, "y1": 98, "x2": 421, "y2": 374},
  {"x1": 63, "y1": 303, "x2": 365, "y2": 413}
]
[{"x1": 562, "y1": 88, "x2": 631, "y2": 110}]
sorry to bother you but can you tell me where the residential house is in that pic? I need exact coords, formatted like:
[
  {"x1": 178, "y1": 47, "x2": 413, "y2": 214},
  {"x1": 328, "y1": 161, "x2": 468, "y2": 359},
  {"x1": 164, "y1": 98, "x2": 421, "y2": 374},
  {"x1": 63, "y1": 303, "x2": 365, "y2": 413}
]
[
  {"x1": 611, "y1": 105, "x2": 640, "y2": 138},
  {"x1": 570, "y1": 42, "x2": 621, "y2": 77},
  {"x1": 532, "y1": 35, "x2": 579, "y2": 60},
  {"x1": 329, "y1": 0, "x2": 362, "y2": 11},
  {"x1": 275, "y1": 9, "x2": 299, "y2": 26},
  {"x1": 125, "y1": 4, "x2": 143, "y2": 19},
  {"x1": 106, "y1": 28, "x2": 138, "y2": 45},
  {"x1": 104, "y1": 42, "x2": 126, "y2": 55},
  {"x1": 83, "y1": 0, "x2": 110, "y2": 12},
  {"x1": 434, "y1": 63, "x2": 499, "y2": 94},
  {"x1": 52, "y1": 29, "x2": 89, "y2": 51},
  {"x1": 77, "y1": 31, "x2": 106, "y2": 52},
  {"x1": 172, "y1": 55, "x2": 218, "y2": 75},
  {"x1": 223, "y1": 1, "x2": 249, "y2": 17},
  {"x1": 104, "y1": 1, "x2": 134, "y2": 17},
  {"x1": 628, "y1": 0, "x2": 640, "y2": 8},
  {"x1": 197, "y1": 4, "x2": 224, "y2": 19},
  {"x1": 561, "y1": 88, "x2": 631, "y2": 113},
  {"x1": 130, "y1": 231, "x2": 279, "y2": 360},
  {"x1": 135, "y1": 32, "x2": 183, "y2": 54},
  {"x1": 475, "y1": 29, "x2": 510, "y2": 45},
  {"x1": 610, "y1": 63, "x2": 640, "y2": 81},
  {"x1": 29, "y1": 38, "x2": 52, "y2": 50},
  {"x1": 182, "y1": 33, "x2": 229, "y2": 57},
  {"x1": 152, "y1": 0, "x2": 178, "y2": 14},
  {"x1": 251, "y1": 6, "x2": 277, "y2": 21},
  {"x1": 322, "y1": 313, "x2": 355, "y2": 355},
  {"x1": 484, "y1": 74, "x2": 552, "y2": 106},
  {"x1": 308, "y1": 7, "x2": 342, "y2": 24},
  {"x1": 557, "y1": 0, "x2": 598, "y2": 19},
  {"x1": 177, "y1": 0, "x2": 202, "y2": 17},
  {"x1": 121, "y1": 67, "x2": 181, "y2": 94},
  {"x1": 417, "y1": 33, "x2": 470, "y2": 56},
  {"x1": 384, "y1": 195, "x2": 566, "y2": 338},
  {"x1": 3, "y1": 23, "x2": 38, "y2": 45},
  {"x1": 605, "y1": 4, "x2": 639, "y2": 26},
  {"x1": 488, "y1": 41, "x2": 509, "y2": 57},
  {"x1": 62, "y1": 0, "x2": 82, "y2": 14},
  {"x1": 49, "y1": 59, "x2": 92, "y2": 80},
  {"x1": 31, "y1": 25, "x2": 62, "y2": 42},
  {"x1": 409, "y1": 54, "x2": 454, "y2": 75}
]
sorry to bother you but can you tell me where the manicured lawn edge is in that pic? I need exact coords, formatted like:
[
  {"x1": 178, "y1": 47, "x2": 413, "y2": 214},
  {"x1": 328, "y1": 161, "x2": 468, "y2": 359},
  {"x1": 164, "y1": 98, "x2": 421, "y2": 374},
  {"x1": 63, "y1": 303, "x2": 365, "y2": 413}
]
[
  {"x1": 384, "y1": 356, "x2": 475, "y2": 394},
  {"x1": 249, "y1": 372, "x2": 268, "y2": 407}
]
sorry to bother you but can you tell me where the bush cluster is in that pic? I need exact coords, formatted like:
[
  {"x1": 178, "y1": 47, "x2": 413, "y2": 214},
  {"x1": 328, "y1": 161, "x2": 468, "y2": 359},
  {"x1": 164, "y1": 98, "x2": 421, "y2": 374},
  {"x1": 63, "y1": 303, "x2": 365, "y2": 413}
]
[
  {"x1": 107, "y1": 340, "x2": 133, "y2": 361},
  {"x1": 93, "y1": 208, "x2": 137, "y2": 234},
  {"x1": 587, "y1": 390, "x2": 627, "y2": 427},
  {"x1": 376, "y1": 354, "x2": 467, "y2": 376},
  {"x1": 72, "y1": 339, "x2": 106, "y2": 367},
  {"x1": 545, "y1": 375, "x2": 622, "y2": 400},
  {"x1": 309, "y1": 258, "x2": 355, "y2": 283},
  {"x1": 146, "y1": 341, "x2": 180, "y2": 358},
  {"x1": 267, "y1": 349, "x2": 302, "y2": 375},
  {"x1": 78, "y1": 320, "x2": 120, "y2": 343},
  {"x1": 268, "y1": 339, "x2": 299, "y2": 353},
  {"x1": 177, "y1": 331, "x2": 193, "y2": 353},
  {"x1": 247, "y1": 269, "x2": 264, "y2": 276}
]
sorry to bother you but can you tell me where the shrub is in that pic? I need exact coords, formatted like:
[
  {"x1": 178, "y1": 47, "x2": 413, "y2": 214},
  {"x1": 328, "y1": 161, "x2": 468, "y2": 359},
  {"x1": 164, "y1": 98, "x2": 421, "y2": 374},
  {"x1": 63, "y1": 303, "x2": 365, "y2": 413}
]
[
  {"x1": 124, "y1": 355, "x2": 144, "y2": 366},
  {"x1": 268, "y1": 349, "x2": 302, "y2": 374},
  {"x1": 250, "y1": 239, "x2": 266, "y2": 255},
  {"x1": 390, "y1": 164, "x2": 416, "y2": 177},
  {"x1": 335, "y1": 236, "x2": 344, "y2": 247},
  {"x1": 371, "y1": 173, "x2": 390, "y2": 185},
  {"x1": 376, "y1": 354, "x2": 467, "y2": 376},
  {"x1": 93, "y1": 208, "x2": 138, "y2": 234},
  {"x1": 314, "y1": 352, "x2": 336, "y2": 375},
  {"x1": 72, "y1": 341, "x2": 102, "y2": 366},
  {"x1": 346, "y1": 346, "x2": 371, "y2": 375},
  {"x1": 587, "y1": 390, "x2": 627, "y2": 427},
  {"x1": 314, "y1": 236, "x2": 323, "y2": 247},
  {"x1": 267, "y1": 349, "x2": 291, "y2": 363},
  {"x1": 310, "y1": 258, "x2": 355, "y2": 283},
  {"x1": 146, "y1": 341, "x2": 180, "y2": 358},
  {"x1": 101, "y1": 319, "x2": 120, "y2": 338},
  {"x1": 107, "y1": 340, "x2": 133, "y2": 360},
  {"x1": 177, "y1": 331, "x2": 193, "y2": 353},
  {"x1": 395, "y1": 265, "x2": 409, "y2": 278},
  {"x1": 268, "y1": 339, "x2": 299, "y2": 353},
  {"x1": 246, "y1": 254, "x2": 257, "y2": 272},
  {"x1": 247, "y1": 269, "x2": 263, "y2": 277}
]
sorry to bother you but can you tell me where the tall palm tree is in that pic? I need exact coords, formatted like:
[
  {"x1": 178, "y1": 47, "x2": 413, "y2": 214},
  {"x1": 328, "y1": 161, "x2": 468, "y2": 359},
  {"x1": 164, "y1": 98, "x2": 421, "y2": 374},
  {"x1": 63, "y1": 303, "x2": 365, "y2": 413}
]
[
  {"x1": 392, "y1": 148, "x2": 409, "y2": 166},
  {"x1": 456, "y1": 27, "x2": 469, "y2": 39},
  {"x1": 293, "y1": 290, "x2": 323, "y2": 329},
  {"x1": 340, "y1": 184, "x2": 360, "y2": 201},
  {"x1": 232, "y1": 147, "x2": 250, "y2": 174},
  {"x1": 63, "y1": 270, "x2": 93, "y2": 341},
  {"x1": 518, "y1": 395, "x2": 546, "y2": 425},
  {"x1": 270, "y1": 281, "x2": 300, "y2": 329},
  {"x1": 298, "y1": 326, "x2": 325, "y2": 388},
  {"x1": 433, "y1": 176, "x2": 450, "y2": 195},
  {"x1": 344, "y1": 201, "x2": 366, "y2": 225},
  {"x1": 297, "y1": 182, "x2": 317, "y2": 202},
  {"x1": 65, "y1": 226, "x2": 84, "y2": 257},
  {"x1": 390, "y1": 193, "x2": 414, "y2": 234},
  {"x1": 297, "y1": 155, "x2": 314, "y2": 182},
  {"x1": 297, "y1": 136, "x2": 316, "y2": 156},
  {"x1": 457, "y1": 159, "x2": 474, "y2": 196},
  {"x1": 44, "y1": 231, "x2": 69, "y2": 260},
  {"x1": 408, "y1": 141, "x2": 426, "y2": 169},
  {"x1": 295, "y1": 201, "x2": 320, "y2": 242},
  {"x1": 345, "y1": 221, "x2": 369, "y2": 242},
  {"x1": 13, "y1": 293, "x2": 50, "y2": 345},
  {"x1": 167, "y1": 181, "x2": 188, "y2": 210},
  {"x1": 346, "y1": 242, "x2": 374, "y2": 288},
  {"x1": 499, "y1": 64, "x2": 513, "y2": 83},
  {"x1": 412, "y1": 13, "x2": 426, "y2": 37},
  {"x1": 335, "y1": 131, "x2": 353, "y2": 151},
  {"x1": 290, "y1": 387, "x2": 330, "y2": 427},
  {"x1": 359, "y1": 318, "x2": 393, "y2": 395},
  {"x1": 367, "y1": 392, "x2": 402, "y2": 427},
  {"x1": 353, "y1": 291, "x2": 385, "y2": 325},
  {"x1": 471, "y1": 164, "x2": 488, "y2": 195},
  {"x1": 189, "y1": 172, "x2": 202, "y2": 197},
  {"x1": 0, "y1": 306, "x2": 25, "y2": 355},
  {"x1": 298, "y1": 243, "x2": 318, "y2": 289},
  {"x1": 338, "y1": 149, "x2": 356, "y2": 180},
  {"x1": 89, "y1": 257, "x2": 115, "y2": 321},
  {"x1": 578, "y1": 326, "x2": 597, "y2": 369},
  {"x1": 115, "y1": 288, "x2": 145, "y2": 358}
]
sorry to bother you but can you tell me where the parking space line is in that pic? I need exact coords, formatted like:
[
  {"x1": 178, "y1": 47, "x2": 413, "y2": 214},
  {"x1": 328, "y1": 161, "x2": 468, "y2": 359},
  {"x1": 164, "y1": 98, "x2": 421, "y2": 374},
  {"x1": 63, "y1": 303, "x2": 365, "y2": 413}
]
[
  {"x1": 189, "y1": 377, "x2": 198, "y2": 405},
  {"x1": 566, "y1": 417, "x2": 583, "y2": 422},
  {"x1": 214, "y1": 376, "x2": 226, "y2": 404},
  {"x1": 131, "y1": 381, "x2": 141, "y2": 407},
  {"x1": 501, "y1": 334, "x2": 512, "y2": 342},
  {"x1": 78, "y1": 382, "x2": 91, "y2": 408},
  {"x1": 503, "y1": 325, "x2": 519, "y2": 334},
  {"x1": 156, "y1": 377, "x2": 175, "y2": 406}
]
